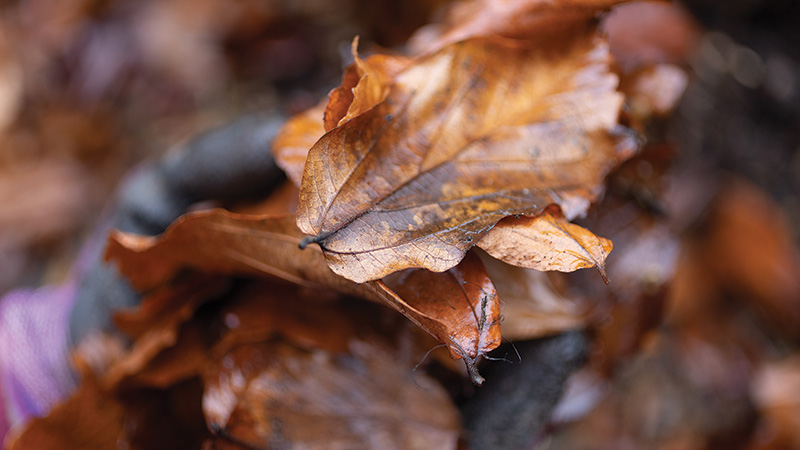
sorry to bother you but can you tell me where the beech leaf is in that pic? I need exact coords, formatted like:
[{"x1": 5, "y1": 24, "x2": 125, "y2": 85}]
[
  {"x1": 297, "y1": 34, "x2": 635, "y2": 283},
  {"x1": 478, "y1": 207, "x2": 613, "y2": 281},
  {"x1": 371, "y1": 250, "x2": 501, "y2": 384},
  {"x1": 203, "y1": 342, "x2": 459, "y2": 450},
  {"x1": 409, "y1": 0, "x2": 633, "y2": 56},
  {"x1": 272, "y1": 102, "x2": 326, "y2": 187},
  {"x1": 107, "y1": 209, "x2": 502, "y2": 378}
]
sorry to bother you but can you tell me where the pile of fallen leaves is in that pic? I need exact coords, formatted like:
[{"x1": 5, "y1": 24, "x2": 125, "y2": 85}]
[{"x1": 7, "y1": 0, "x2": 800, "y2": 449}]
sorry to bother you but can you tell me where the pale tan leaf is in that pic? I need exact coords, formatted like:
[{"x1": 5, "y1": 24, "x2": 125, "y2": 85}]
[{"x1": 478, "y1": 209, "x2": 613, "y2": 280}]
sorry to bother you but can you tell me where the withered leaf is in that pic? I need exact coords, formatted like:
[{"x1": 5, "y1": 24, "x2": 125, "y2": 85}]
[
  {"x1": 272, "y1": 103, "x2": 326, "y2": 187},
  {"x1": 104, "y1": 275, "x2": 227, "y2": 389},
  {"x1": 212, "y1": 281, "x2": 359, "y2": 356},
  {"x1": 409, "y1": 0, "x2": 631, "y2": 55},
  {"x1": 6, "y1": 372, "x2": 125, "y2": 450},
  {"x1": 372, "y1": 250, "x2": 501, "y2": 383},
  {"x1": 203, "y1": 341, "x2": 459, "y2": 450},
  {"x1": 274, "y1": 44, "x2": 410, "y2": 188},
  {"x1": 107, "y1": 209, "x2": 502, "y2": 375},
  {"x1": 323, "y1": 39, "x2": 410, "y2": 132},
  {"x1": 119, "y1": 322, "x2": 210, "y2": 390},
  {"x1": 106, "y1": 210, "x2": 363, "y2": 297},
  {"x1": 203, "y1": 282, "x2": 456, "y2": 448},
  {"x1": 298, "y1": 34, "x2": 634, "y2": 283},
  {"x1": 478, "y1": 207, "x2": 613, "y2": 281}
]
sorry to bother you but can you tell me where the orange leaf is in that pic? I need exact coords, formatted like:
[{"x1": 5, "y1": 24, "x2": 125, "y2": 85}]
[
  {"x1": 298, "y1": 34, "x2": 635, "y2": 283},
  {"x1": 323, "y1": 38, "x2": 411, "y2": 132},
  {"x1": 203, "y1": 294, "x2": 459, "y2": 448},
  {"x1": 107, "y1": 209, "x2": 502, "y2": 373},
  {"x1": 478, "y1": 208, "x2": 613, "y2": 281},
  {"x1": 274, "y1": 43, "x2": 411, "y2": 188},
  {"x1": 272, "y1": 103, "x2": 326, "y2": 187},
  {"x1": 371, "y1": 250, "x2": 501, "y2": 383},
  {"x1": 409, "y1": 0, "x2": 632, "y2": 55},
  {"x1": 204, "y1": 342, "x2": 459, "y2": 450},
  {"x1": 106, "y1": 210, "x2": 364, "y2": 297}
]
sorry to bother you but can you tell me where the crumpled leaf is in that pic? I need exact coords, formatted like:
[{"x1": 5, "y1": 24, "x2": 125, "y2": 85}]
[
  {"x1": 478, "y1": 207, "x2": 613, "y2": 281},
  {"x1": 409, "y1": 0, "x2": 631, "y2": 55},
  {"x1": 106, "y1": 211, "x2": 363, "y2": 297},
  {"x1": 203, "y1": 291, "x2": 460, "y2": 450},
  {"x1": 297, "y1": 34, "x2": 635, "y2": 283},
  {"x1": 274, "y1": 42, "x2": 411, "y2": 188},
  {"x1": 204, "y1": 341, "x2": 460, "y2": 450},
  {"x1": 118, "y1": 322, "x2": 210, "y2": 390},
  {"x1": 5, "y1": 371, "x2": 125, "y2": 450},
  {"x1": 272, "y1": 103, "x2": 327, "y2": 187},
  {"x1": 323, "y1": 38, "x2": 411, "y2": 132},
  {"x1": 107, "y1": 209, "x2": 502, "y2": 380},
  {"x1": 104, "y1": 275, "x2": 228, "y2": 389},
  {"x1": 372, "y1": 250, "x2": 501, "y2": 383}
]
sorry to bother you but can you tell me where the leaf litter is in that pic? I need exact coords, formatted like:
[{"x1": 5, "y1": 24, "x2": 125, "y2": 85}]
[{"x1": 19, "y1": 1, "x2": 779, "y2": 449}]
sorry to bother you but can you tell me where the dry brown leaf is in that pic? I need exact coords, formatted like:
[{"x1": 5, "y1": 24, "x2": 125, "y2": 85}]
[
  {"x1": 479, "y1": 253, "x2": 586, "y2": 341},
  {"x1": 212, "y1": 281, "x2": 358, "y2": 356},
  {"x1": 200, "y1": 280, "x2": 455, "y2": 446},
  {"x1": 120, "y1": 322, "x2": 210, "y2": 390},
  {"x1": 274, "y1": 44, "x2": 411, "y2": 188},
  {"x1": 104, "y1": 275, "x2": 228, "y2": 389},
  {"x1": 373, "y1": 250, "x2": 501, "y2": 383},
  {"x1": 272, "y1": 103, "x2": 327, "y2": 187},
  {"x1": 203, "y1": 340, "x2": 459, "y2": 450},
  {"x1": 106, "y1": 210, "x2": 364, "y2": 297},
  {"x1": 5, "y1": 372, "x2": 125, "y2": 450},
  {"x1": 297, "y1": 34, "x2": 634, "y2": 283},
  {"x1": 478, "y1": 207, "x2": 613, "y2": 281},
  {"x1": 323, "y1": 39, "x2": 411, "y2": 131},
  {"x1": 409, "y1": 0, "x2": 632, "y2": 55},
  {"x1": 107, "y1": 209, "x2": 502, "y2": 377}
]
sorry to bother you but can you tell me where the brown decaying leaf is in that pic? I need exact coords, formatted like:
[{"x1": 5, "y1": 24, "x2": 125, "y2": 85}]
[
  {"x1": 106, "y1": 211, "x2": 362, "y2": 297},
  {"x1": 203, "y1": 340, "x2": 459, "y2": 450},
  {"x1": 6, "y1": 372, "x2": 125, "y2": 450},
  {"x1": 478, "y1": 207, "x2": 613, "y2": 282},
  {"x1": 297, "y1": 34, "x2": 635, "y2": 283},
  {"x1": 104, "y1": 275, "x2": 228, "y2": 390},
  {"x1": 323, "y1": 38, "x2": 411, "y2": 132},
  {"x1": 272, "y1": 102, "x2": 327, "y2": 187},
  {"x1": 273, "y1": 41, "x2": 411, "y2": 188},
  {"x1": 107, "y1": 209, "x2": 502, "y2": 380},
  {"x1": 121, "y1": 322, "x2": 210, "y2": 390},
  {"x1": 203, "y1": 284, "x2": 459, "y2": 449},
  {"x1": 408, "y1": 0, "x2": 632, "y2": 56},
  {"x1": 479, "y1": 252, "x2": 586, "y2": 341},
  {"x1": 373, "y1": 250, "x2": 501, "y2": 383}
]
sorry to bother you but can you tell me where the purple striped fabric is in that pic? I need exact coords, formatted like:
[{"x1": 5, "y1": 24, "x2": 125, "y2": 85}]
[{"x1": 0, "y1": 283, "x2": 77, "y2": 446}]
